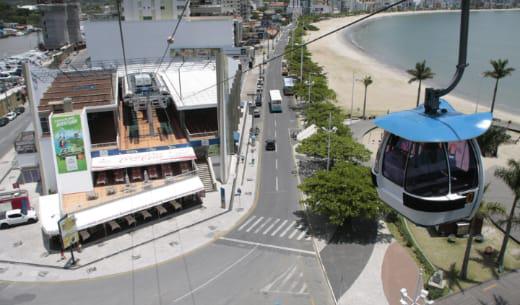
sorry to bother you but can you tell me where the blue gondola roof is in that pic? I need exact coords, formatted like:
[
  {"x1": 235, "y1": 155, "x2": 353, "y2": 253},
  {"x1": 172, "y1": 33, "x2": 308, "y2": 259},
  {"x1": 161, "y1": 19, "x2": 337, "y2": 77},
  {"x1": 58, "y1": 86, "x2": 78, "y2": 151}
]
[{"x1": 374, "y1": 99, "x2": 492, "y2": 142}]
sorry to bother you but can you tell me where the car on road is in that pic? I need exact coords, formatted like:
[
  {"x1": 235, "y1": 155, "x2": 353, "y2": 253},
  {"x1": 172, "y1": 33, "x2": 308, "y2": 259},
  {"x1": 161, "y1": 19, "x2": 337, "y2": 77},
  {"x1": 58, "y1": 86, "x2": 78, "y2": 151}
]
[
  {"x1": 0, "y1": 117, "x2": 9, "y2": 127},
  {"x1": 5, "y1": 111, "x2": 17, "y2": 121},
  {"x1": 265, "y1": 139, "x2": 276, "y2": 151},
  {"x1": 253, "y1": 108, "x2": 261, "y2": 118},
  {"x1": 14, "y1": 106, "x2": 25, "y2": 115},
  {"x1": 255, "y1": 94, "x2": 262, "y2": 106},
  {"x1": 0, "y1": 209, "x2": 38, "y2": 229}
]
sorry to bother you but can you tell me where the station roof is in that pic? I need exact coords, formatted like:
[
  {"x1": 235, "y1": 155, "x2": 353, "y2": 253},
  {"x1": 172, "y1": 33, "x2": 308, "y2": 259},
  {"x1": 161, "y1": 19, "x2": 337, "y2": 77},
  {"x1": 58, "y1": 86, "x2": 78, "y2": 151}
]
[{"x1": 38, "y1": 70, "x2": 116, "y2": 112}]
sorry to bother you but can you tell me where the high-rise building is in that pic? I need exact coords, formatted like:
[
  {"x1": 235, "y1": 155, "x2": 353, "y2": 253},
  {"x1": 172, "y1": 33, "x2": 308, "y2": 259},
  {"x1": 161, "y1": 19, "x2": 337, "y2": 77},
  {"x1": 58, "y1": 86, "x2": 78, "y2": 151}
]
[
  {"x1": 122, "y1": 0, "x2": 190, "y2": 21},
  {"x1": 38, "y1": 0, "x2": 82, "y2": 50}
]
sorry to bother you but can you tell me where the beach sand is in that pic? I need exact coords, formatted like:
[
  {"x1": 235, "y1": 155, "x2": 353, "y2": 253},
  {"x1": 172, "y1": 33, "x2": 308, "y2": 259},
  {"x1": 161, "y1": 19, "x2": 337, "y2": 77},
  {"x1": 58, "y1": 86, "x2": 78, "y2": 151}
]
[{"x1": 305, "y1": 11, "x2": 519, "y2": 124}]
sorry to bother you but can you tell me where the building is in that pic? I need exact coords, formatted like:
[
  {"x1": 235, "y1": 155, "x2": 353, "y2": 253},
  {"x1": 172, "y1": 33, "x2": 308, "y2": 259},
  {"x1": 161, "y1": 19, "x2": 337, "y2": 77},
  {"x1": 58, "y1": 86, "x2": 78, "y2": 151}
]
[
  {"x1": 26, "y1": 53, "x2": 241, "y2": 248},
  {"x1": 83, "y1": 17, "x2": 244, "y2": 65},
  {"x1": 122, "y1": 0, "x2": 190, "y2": 21},
  {"x1": 14, "y1": 131, "x2": 41, "y2": 184},
  {"x1": 38, "y1": 1, "x2": 83, "y2": 50}
]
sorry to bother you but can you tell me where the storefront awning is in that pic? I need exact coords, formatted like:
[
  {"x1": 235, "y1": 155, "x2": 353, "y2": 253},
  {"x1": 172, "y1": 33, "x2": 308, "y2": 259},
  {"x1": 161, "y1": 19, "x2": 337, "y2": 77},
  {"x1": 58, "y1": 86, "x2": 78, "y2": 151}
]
[{"x1": 91, "y1": 147, "x2": 196, "y2": 171}]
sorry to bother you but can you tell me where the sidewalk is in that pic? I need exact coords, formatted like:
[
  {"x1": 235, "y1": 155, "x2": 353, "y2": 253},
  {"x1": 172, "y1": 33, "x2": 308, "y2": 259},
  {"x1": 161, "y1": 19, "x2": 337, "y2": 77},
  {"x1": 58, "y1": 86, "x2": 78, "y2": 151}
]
[{"x1": 0, "y1": 55, "x2": 264, "y2": 282}]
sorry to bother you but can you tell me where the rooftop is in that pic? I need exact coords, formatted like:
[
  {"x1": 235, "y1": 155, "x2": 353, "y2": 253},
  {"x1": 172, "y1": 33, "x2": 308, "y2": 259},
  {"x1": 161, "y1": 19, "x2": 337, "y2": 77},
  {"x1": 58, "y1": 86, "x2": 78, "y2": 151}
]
[{"x1": 38, "y1": 70, "x2": 115, "y2": 112}]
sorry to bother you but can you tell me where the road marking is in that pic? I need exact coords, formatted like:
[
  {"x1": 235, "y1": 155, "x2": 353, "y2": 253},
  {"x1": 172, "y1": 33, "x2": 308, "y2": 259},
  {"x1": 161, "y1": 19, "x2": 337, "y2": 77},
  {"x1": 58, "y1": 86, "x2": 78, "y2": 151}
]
[
  {"x1": 288, "y1": 228, "x2": 299, "y2": 239},
  {"x1": 279, "y1": 265, "x2": 298, "y2": 288},
  {"x1": 299, "y1": 283, "x2": 308, "y2": 294},
  {"x1": 274, "y1": 119, "x2": 277, "y2": 128},
  {"x1": 246, "y1": 216, "x2": 264, "y2": 232},
  {"x1": 296, "y1": 230, "x2": 307, "y2": 241},
  {"x1": 219, "y1": 237, "x2": 315, "y2": 255},
  {"x1": 279, "y1": 221, "x2": 296, "y2": 238},
  {"x1": 275, "y1": 159, "x2": 278, "y2": 169},
  {"x1": 172, "y1": 245, "x2": 257, "y2": 303},
  {"x1": 274, "y1": 128, "x2": 277, "y2": 138},
  {"x1": 275, "y1": 176, "x2": 279, "y2": 191},
  {"x1": 271, "y1": 219, "x2": 288, "y2": 236},
  {"x1": 254, "y1": 217, "x2": 272, "y2": 234},
  {"x1": 263, "y1": 218, "x2": 280, "y2": 235},
  {"x1": 237, "y1": 215, "x2": 256, "y2": 231}
]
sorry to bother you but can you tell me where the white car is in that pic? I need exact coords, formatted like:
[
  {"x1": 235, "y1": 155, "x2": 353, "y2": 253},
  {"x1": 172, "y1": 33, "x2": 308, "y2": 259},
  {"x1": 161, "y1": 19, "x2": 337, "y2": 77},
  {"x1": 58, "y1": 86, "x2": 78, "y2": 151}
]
[
  {"x1": 5, "y1": 111, "x2": 17, "y2": 121},
  {"x1": 0, "y1": 209, "x2": 38, "y2": 229}
]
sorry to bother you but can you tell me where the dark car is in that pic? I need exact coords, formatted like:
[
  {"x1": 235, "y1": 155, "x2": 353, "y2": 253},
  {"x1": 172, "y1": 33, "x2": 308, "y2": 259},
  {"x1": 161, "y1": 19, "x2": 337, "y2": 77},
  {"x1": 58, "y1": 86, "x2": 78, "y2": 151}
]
[
  {"x1": 14, "y1": 106, "x2": 25, "y2": 115},
  {"x1": 265, "y1": 139, "x2": 276, "y2": 151},
  {"x1": 0, "y1": 117, "x2": 9, "y2": 127},
  {"x1": 255, "y1": 94, "x2": 262, "y2": 106}
]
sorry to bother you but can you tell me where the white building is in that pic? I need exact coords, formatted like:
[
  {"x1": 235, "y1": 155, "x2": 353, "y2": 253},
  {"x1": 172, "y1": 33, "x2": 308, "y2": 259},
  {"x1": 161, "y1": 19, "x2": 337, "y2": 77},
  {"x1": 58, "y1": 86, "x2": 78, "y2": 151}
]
[{"x1": 122, "y1": 0, "x2": 190, "y2": 21}]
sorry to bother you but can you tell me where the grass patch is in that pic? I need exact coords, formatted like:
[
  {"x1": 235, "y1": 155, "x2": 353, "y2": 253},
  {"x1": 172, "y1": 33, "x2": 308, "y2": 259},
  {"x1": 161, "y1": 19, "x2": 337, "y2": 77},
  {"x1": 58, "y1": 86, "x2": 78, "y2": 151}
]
[{"x1": 408, "y1": 219, "x2": 520, "y2": 291}]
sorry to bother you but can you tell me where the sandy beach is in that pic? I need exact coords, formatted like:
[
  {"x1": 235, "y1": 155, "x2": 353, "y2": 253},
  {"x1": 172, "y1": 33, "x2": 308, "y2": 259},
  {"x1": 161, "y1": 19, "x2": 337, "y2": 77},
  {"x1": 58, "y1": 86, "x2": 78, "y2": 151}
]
[{"x1": 305, "y1": 11, "x2": 519, "y2": 124}]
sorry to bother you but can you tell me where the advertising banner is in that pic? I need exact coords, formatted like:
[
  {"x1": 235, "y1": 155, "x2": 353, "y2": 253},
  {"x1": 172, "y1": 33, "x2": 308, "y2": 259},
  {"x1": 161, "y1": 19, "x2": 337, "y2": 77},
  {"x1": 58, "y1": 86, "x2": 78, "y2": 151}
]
[
  {"x1": 58, "y1": 214, "x2": 79, "y2": 249},
  {"x1": 51, "y1": 114, "x2": 87, "y2": 174}
]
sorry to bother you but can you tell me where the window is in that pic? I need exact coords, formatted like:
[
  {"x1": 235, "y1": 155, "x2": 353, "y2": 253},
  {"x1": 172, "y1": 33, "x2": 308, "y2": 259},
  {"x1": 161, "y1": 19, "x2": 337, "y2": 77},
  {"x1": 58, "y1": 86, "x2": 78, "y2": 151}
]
[
  {"x1": 382, "y1": 135, "x2": 411, "y2": 186},
  {"x1": 160, "y1": 5, "x2": 165, "y2": 9},
  {"x1": 447, "y1": 141, "x2": 478, "y2": 193},
  {"x1": 405, "y1": 142, "x2": 449, "y2": 197},
  {"x1": 8, "y1": 213, "x2": 21, "y2": 219},
  {"x1": 39, "y1": 116, "x2": 50, "y2": 134}
]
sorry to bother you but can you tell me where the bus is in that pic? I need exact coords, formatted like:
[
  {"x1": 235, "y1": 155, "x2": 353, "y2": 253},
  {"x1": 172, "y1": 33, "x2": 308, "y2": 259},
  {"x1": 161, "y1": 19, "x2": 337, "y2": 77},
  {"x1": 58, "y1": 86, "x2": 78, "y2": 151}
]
[
  {"x1": 269, "y1": 90, "x2": 283, "y2": 113},
  {"x1": 282, "y1": 77, "x2": 295, "y2": 96}
]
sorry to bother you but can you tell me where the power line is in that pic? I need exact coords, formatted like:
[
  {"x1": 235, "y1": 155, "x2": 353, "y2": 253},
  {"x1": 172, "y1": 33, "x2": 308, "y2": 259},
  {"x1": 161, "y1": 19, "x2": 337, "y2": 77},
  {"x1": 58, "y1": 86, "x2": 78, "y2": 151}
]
[
  {"x1": 183, "y1": 0, "x2": 408, "y2": 101},
  {"x1": 155, "y1": 0, "x2": 192, "y2": 73}
]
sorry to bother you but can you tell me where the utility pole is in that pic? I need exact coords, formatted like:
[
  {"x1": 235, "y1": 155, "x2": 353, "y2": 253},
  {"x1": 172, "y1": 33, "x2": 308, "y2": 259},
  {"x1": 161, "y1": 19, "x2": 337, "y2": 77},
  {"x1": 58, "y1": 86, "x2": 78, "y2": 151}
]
[
  {"x1": 307, "y1": 73, "x2": 313, "y2": 103},
  {"x1": 350, "y1": 71, "x2": 355, "y2": 121},
  {"x1": 321, "y1": 112, "x2": 337, "y2": 171},
  {"x1": 300, "y1": 41, "x2": 304, "y2": 80}
]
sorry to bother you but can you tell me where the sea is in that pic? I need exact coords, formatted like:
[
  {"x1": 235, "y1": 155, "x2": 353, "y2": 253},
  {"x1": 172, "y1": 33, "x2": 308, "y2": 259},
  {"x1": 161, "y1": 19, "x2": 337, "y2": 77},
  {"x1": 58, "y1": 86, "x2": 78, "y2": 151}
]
[
  {"x1": 347, "y1": 10, "x2": 520, "y2": 114},
  {"x1": 0, "y1": 32, "x2": 39, "y2": 59}
]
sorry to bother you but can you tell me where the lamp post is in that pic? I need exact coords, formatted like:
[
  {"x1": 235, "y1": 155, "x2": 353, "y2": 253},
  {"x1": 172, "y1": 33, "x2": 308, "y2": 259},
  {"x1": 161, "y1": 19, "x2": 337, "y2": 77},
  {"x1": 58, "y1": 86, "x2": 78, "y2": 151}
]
[
  {"x1": 321, "y1": 112, "x2": 337, "y2": 171},
  {"x1": 400, "y1": 270, "x2": 434, "y2": 305},
  {"x1": 306, "y1": 73, "x2": 314, "y2": 104}
]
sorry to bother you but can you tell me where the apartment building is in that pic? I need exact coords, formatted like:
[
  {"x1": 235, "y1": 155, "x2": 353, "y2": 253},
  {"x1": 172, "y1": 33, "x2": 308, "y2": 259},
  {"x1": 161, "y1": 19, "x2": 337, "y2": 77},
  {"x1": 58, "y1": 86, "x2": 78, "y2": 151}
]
[{"x1": 122, "y1": 0, "x2": 190, "y2": 20}]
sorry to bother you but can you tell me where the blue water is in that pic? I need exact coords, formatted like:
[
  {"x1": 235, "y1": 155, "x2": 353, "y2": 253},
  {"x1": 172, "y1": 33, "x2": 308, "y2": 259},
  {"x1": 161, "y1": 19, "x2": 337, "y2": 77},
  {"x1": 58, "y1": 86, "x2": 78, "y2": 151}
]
[{"x1": 347, "y1": 10, "x2": 520, "y2": 114}]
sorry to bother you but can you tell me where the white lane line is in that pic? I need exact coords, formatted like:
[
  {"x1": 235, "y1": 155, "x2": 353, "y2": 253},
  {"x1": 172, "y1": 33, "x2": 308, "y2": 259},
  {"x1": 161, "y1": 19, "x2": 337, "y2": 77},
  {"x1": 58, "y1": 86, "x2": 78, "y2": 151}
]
[
  {"x1": 275, "y1": 159, "x2": 278, "y2": 169},
  {"x1": 254, "y1": 217, "x2": 272, "y2": 234},
  {"x1": 275, "y1": 176, "x2": 279, "y2": 191},
  {"x1": 237, "y1": 215, "x2": 256, "y2": 231},
  {"x1": 279, "y1": 220, "x2": 296, "y2": 238},
  {"x1": 288, "y1": 228, "x2": 299, "y2": 239},
  {"x1": 274, "y1": 128, "x2": 277, "y2": 138},
  {"x1": 246, "y1": 216, "x2": 264, "y2": 232},
  {"x1": 219, "y1": 237, "x2": 316, "y2": 255},
  {"x1": 296, "y1": 230, "x2": 307, "y2": 241},
  {"x1": 279, "y1": 266, "x2": 298, "y2": 289},
  {"x1": 274, "y1": 119, "x2": 277, "y2": 128},
  {"x1": 263, "y1": 218, "x2": 280, "y2": 235},
  {"x1": 305, "y1": 235, "x2": 312, "y2": 241},
  {"x1": 271, "y1": 219, "x2": 288, "y2": 236},
  {"x1": 173, "y1": 246, "x2": 257, "y2": 303},
  {"x1": 298, "y1": 282, "x2": 308, "y2": 294}
]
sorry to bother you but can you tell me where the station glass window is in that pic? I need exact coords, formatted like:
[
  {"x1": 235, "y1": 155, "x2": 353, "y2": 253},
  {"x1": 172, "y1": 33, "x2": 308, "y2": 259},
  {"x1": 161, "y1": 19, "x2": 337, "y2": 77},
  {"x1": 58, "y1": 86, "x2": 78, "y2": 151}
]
[
  {"x1": 382, "y1": 135, "x2": 411, "y2": 186},
  {"x1": 447, "y1": 141, "x2": 478, "y2": 193}
]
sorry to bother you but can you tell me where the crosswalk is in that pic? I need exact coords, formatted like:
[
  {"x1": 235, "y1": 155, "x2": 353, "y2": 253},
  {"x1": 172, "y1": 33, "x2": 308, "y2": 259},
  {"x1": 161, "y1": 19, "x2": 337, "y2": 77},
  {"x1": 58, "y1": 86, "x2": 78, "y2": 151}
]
[{"x1": 236, "y1": 216, "x2": 311, "y2": 241}]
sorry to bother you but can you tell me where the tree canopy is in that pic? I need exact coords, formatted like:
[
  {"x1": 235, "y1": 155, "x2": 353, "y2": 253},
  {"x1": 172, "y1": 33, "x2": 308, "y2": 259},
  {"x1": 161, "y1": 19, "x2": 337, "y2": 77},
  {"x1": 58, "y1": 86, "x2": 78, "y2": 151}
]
[
  {"x1": 477, "y1": 125, "x2": 511, "y2": 157},
  {"x1": 297, "y1": 130, "x2": 370, "y2": 163},
  {"x1": 299, "y1": 162, "x2": 386, "y2": 226}
]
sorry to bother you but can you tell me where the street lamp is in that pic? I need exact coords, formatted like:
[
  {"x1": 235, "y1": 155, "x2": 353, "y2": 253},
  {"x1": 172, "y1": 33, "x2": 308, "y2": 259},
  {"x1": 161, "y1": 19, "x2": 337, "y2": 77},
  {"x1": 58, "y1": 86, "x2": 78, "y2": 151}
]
[
  {"x1": 321, "y1": 112, "x2": 337, "y2": 171},
  {"x1": 400, "y1": 270, "x2": 434, "y2": 305},
  {"x1": 306, "y1": 73, "x2": 315, "y2": 104}
]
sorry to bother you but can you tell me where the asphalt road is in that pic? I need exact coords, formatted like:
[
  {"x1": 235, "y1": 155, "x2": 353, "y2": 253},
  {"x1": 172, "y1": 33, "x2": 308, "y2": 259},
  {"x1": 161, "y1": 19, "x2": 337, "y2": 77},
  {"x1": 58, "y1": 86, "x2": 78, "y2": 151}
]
[
  {"x1": 0, "y1": 25, "x2": 335, "y2": 305},
  {"x1": 0, "y1": 106, "x2": 32, "y2": 158}
]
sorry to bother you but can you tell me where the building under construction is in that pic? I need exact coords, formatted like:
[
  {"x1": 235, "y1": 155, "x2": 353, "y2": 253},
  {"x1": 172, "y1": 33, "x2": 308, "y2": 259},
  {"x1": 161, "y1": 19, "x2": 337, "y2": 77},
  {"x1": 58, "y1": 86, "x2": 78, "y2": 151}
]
[{"x1": 38, "y1": 0, "x2": 82, "y2": 50}]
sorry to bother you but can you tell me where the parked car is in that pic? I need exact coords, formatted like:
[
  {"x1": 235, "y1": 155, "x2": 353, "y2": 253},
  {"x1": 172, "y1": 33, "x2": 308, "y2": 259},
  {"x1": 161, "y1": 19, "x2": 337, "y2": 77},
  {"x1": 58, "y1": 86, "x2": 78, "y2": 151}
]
[
  {"x1": 255, "y1": 94, "x2": 262, "y2": 106},
  {"x1": 0, "y1": 209, "x2": 38, "y2": 229},
  {"x1": 14, "y1": 106, "x2": 25, "y2": 115},
  {"x1": 265, "y1": 139, "x2": 276, "y2": 151},
  {"x1": 253, "y1": 108, "x2": 261, "y2": 118},
  {"x1": 5, "y1": 111, "x2": 17, "y2": 121},
  {"x1": 0, "y1": 117, "x2": 8, "y2": 127}
]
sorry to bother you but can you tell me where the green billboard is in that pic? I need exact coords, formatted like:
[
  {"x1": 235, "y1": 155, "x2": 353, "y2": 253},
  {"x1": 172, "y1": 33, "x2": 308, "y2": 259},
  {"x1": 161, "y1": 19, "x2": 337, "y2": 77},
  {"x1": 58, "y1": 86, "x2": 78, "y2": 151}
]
[{"x1": 51, "y1": 114, "x2": 87, "y2": 174}]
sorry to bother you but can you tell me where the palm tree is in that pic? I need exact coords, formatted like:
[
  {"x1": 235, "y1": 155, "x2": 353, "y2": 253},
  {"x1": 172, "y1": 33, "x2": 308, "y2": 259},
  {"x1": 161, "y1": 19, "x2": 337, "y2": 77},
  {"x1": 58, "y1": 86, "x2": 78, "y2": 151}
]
[
  {"x1": 483, "y1": 59, "x2": 515, "y2": 113},
  {"x1": 407, "y1": 60, "x2": 435, "y2": 107},
  {"x1": 361, "y1": 75, "x2": 373, "y2": 119},
  {"x1": 460, "y1": 186, "x2": 506, "y2": 279},
  {"x1": 494, "y1": 159, "x2": 520, "y2": 272}
]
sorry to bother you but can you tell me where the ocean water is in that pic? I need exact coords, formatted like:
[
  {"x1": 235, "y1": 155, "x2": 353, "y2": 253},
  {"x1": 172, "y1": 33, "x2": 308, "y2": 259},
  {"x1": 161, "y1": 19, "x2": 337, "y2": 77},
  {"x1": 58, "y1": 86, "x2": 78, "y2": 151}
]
[
  {"x1": 0, "y1": 32, "x2": 39, "y2": 59},
  {"x1": 348, "y1": 10, "x2": 520, "y2": 114}
]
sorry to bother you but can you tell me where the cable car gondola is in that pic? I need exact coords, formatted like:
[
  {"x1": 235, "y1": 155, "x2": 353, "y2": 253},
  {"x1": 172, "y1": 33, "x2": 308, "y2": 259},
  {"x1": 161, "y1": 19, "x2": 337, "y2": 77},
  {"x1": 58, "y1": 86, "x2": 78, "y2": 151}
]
[
  {"x1": 372, "y1": 101, "x2": 492, "y2": 226},
  {"x1": 371, "y1": 0, "x2": 493, "y2": 226}
]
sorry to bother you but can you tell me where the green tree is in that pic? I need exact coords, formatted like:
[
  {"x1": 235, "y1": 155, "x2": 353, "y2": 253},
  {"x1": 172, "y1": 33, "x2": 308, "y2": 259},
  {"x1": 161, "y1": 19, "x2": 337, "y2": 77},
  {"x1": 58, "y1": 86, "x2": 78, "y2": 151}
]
[
  {"x1": 361, "y1": 75, "x2": 373, "y2": 119},
  {"x1": 477, "y1": 125, "x2": 511, "y2": 157},
  {"x1": 297, "y1": 131, "x2": 371, "y2": 163},
  {"x1": 460, "y1": 188, "x2": 506, "y2": 279},
  {"x1": 494, "y1": 159, "x2": 520, "y2": 272},
  {"x1": 299, "y1": 162, "x2": 385, "y2": 226},
  {"x1": 483, "y1": 59, "x2": 515, "y2": 113},
  {"x1": 407, "y1": 60, "x2": 435, "y2": 107},
  {"x1": 303, "y1": 102, "x2": 347, "y2": 132}
]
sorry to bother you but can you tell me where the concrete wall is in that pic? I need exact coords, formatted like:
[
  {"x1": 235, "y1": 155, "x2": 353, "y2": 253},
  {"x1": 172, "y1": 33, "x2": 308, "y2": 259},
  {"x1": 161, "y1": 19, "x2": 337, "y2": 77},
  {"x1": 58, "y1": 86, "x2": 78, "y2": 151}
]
[
  {"x1": 40, "y1": 137, "x2": 57, "y2": 193},
  {"x1": 84, "y1": 18, "x2": 238, "y2": 65},
  {"x1": 41, "y1": 4, "x2": 69, "y2": 50}
]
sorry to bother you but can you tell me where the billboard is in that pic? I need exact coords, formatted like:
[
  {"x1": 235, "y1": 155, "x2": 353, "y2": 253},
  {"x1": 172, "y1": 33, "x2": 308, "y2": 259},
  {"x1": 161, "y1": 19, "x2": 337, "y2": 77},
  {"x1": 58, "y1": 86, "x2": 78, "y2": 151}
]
[
  {"x1": 51, "y1": 114, "x2": 87, "y2": 174},
  {"x1": 58, "y1": 214, "x2": 79, "y2": 249}
]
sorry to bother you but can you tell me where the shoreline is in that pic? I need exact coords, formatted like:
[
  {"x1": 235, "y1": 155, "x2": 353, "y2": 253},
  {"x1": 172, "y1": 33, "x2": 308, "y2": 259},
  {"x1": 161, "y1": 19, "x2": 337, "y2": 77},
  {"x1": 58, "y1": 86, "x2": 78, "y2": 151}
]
[{"x1": 305, "y1": 10, "x2": 520, "y2": 124}]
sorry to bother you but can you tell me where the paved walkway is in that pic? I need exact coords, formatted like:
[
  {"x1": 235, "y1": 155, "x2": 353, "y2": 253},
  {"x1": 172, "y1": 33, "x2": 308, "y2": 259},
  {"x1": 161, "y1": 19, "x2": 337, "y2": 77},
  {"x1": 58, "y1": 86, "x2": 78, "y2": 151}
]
[{"x1": 0, "y1": 54, "x2": 264, "y2": 282}]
